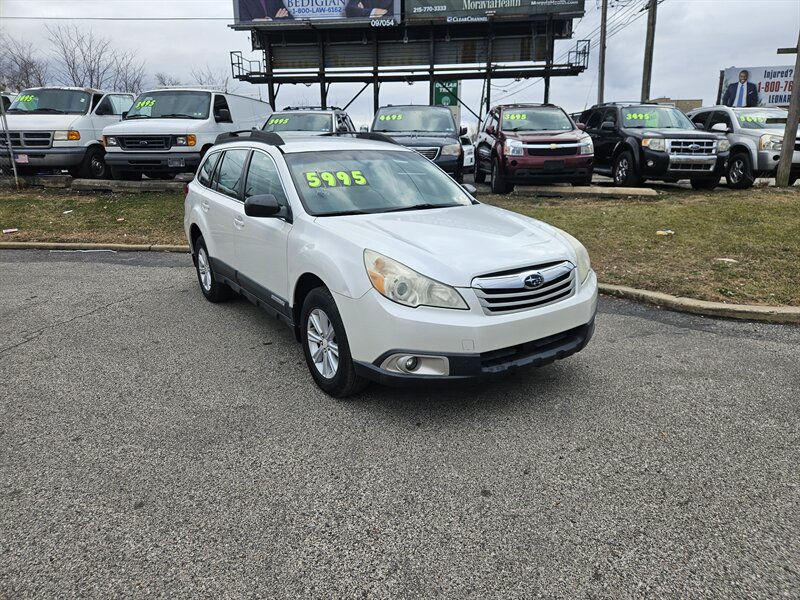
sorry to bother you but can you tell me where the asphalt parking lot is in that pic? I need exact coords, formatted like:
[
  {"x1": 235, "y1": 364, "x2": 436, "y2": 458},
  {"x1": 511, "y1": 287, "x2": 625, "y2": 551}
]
[{"x1": 1, "y1": 250, "x2": 798, "y2": 599}]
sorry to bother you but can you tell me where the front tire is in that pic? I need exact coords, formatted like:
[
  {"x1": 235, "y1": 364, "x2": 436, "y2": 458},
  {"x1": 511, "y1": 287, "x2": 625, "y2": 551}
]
[
  {"x1": 193, "y1": 236, "x2": 234, "y2": 303},
  {"x1": 301, "y1": 287, "x2": 367, "y2": 398},
  {"x1": 474, "y1": 166, "x2": 486, "y2": 183},
  {"x1": 726, "y1": 152, "x2": 754, "y2": 189},
  {"x1": 613, "y1": 151, "x2": 641, "y2": 187},
  {"x1": 491, "y1": 157, "x2": 514, "y2": 194},
  {"x1": 70, "y1": 146, "x2": 109, "y2": 179}
]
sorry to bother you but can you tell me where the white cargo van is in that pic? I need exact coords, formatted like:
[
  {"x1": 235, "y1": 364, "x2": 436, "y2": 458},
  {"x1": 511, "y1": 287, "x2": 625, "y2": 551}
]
[
  {"x1": 1, "y1": 87, "x2": 133, "y2": 178},
  {"x1": 102, "y1": 89, "x2": 272, "y2": 180}
]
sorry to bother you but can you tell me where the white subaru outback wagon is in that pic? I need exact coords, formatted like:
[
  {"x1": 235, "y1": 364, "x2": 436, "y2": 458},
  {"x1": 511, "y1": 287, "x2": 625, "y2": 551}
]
[{"x1": 184, "y1": 131, "x2": 598, "y2": 397}]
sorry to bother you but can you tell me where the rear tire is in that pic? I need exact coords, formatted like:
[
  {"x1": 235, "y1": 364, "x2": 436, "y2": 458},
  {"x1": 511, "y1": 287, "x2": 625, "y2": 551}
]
[
  {"x1": 725, "y1": 152, "x2": 754, "y2": 189},
  {"x1": 193, "y1": 236, "x2": 234, "y2": 303},
  {"x1": 690, "y1": 177, "x2": 719, "y2": 190},
  {"x1": 491, "y1": 157, "x2": 514, "y2": 194},
  {"x1": 474, "y1": 166, "x2": 486, "y2": 184},
  {"x1": 301, "y1": 287, "x2": 368, "y2": 398}
]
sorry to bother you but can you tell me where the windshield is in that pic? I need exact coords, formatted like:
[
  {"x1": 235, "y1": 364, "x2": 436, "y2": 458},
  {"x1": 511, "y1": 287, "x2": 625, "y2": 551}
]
[
  {"x1": 372, "y1": 107, "x2": 456, "y2": 134},
  {"x1": 732, "y1": 109, "x2": 788, "y2": 130},
  {"x1": 262, "y1": 113, "x2": 333, "y2": 132},
  {"x1": 621, "y1": 107, "x2": 694, "y2": 129},
  {"x1": 8, "y1": 89, "x2": 90, "y2": 114},
  {"x1": 500, "y1": 108, "x2": 573, "y2": 132},
  {"x1": 285, "y1": 150, "x2": 473, "y2": 216},
  {"x1": 126, "y1": 91, "x2": 210, "y2": 119}
]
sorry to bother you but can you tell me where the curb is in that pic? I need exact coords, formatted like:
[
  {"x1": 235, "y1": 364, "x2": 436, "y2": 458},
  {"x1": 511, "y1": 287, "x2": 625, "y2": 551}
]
[{"x1": 1, "y1": 243, "x2": 797, "y2": 324}]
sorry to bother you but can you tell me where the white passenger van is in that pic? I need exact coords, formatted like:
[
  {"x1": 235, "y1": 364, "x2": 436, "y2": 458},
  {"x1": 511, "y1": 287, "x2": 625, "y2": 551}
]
[
  {"x1": 102, "y1": 88, "x2": 272, "y2": 180},
  {"x1": 1, "y1": 87, "x2": 133, "y2": 178}
]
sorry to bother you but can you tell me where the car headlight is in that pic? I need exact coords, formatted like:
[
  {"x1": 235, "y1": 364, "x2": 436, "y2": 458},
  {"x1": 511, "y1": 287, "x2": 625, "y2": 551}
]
[
  {"x1": 504, "y1": 139, "x2": 524, "y2": 156},
  {"x1": 641, "y1": 138, "x2": 665, "y2": 152},
  {"x1": 579, "y1": 138, "x2": 594, "y2": 155},
  {"x1": 175, "y1": 134, "x2": 196, "y2": 147},
  {"x1": 558, "y1": 230, "x2": 591, "y2": 285},
  {"x1": 441, "y1": 143, "x2": 462, "y2": 156},
  {"x1": 717, "y1": 138, "x2": 730, "y2": 153},
  {"x1": 364, "y1": 249, "x2": 467, "y2": 310},
  {"x1": 102, "y1": 135, "x2": 118, "y2": 147},
  {"x1": 54, "y1": 130, "x2": 81, "y2": 141},
  {"x1": 758, "y1": 134, "x2": 782, "y2": 151}
]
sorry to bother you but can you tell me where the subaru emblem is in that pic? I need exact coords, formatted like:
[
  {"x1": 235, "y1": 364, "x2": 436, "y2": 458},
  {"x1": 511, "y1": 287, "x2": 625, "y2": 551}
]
[{"x1": 524, "y1": 273, "x2": 545, "y2": 289}]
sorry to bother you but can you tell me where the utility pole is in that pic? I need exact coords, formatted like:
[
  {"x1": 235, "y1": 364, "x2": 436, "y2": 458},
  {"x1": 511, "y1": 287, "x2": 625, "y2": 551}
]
[
  {"x1": 640, "y1": 0, "x2": 658, "y2": 102},
  {"x1": 597, "y1": 0, "x2": 609, "y2": 105},
  {"x1": 775, "y1": 31, "x2": 800, "y2": 187}
]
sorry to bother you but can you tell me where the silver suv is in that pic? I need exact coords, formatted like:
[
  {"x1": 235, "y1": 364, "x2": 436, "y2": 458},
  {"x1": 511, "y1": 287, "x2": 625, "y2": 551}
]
[
  {"x1": 261, "y1": 106, "x2": 356, "y2": 137},
  {"x1": 688, "y1": 106, "x2": 800, "y2": 188}
]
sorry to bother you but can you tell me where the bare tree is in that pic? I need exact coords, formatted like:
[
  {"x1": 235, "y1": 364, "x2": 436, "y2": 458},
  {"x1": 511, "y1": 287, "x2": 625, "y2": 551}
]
[
  {"x1": 154, "y1": 72, "x2": 183, "y2": 88},
  {"x1": 0, "y1": 35, "x2": 49, "y2": 90},
  {"x1": 190, "y1": 65, "x2": 231, "y2": 92},
  {"x1": 46, "y1": 24, "x2": 144, "y2": 92}
]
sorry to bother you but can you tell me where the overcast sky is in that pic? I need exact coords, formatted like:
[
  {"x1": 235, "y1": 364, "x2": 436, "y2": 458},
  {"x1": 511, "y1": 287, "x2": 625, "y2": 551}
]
[{"x1": 1, "y1": 0, "x2": 798, "y2": 127}]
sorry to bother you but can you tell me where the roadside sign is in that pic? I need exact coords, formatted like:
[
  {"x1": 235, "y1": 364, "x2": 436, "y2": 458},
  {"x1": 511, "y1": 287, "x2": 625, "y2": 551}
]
[{"x1": 434, "y1": 81, "x2": 460, "y2": 127}]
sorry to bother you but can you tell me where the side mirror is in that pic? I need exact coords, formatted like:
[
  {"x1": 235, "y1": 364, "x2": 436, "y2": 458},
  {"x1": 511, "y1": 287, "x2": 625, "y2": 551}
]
[
  {"x1": 461, "y1": 183, "x2": 477, "y2": 195},
  {"x1": 360, "y1": 125, "x2": 369, "y2": 132},
  {"x1": 485, "y1": 126, "x2": 495, "y2": 135},
  {"x1": 575, "y1": 122, "x2": 586, "y2": 131},
  {"x1": 122, "y1": 111, "x2": 128, "y2": 119},
  {"x1": 694, "y1": 122, "x2": 705, "y2": 129},
  {"x1": 711, "y1": 122, "x2": 730, "y2": 133},
  {"x1": 215, "y1": 108, "x2": 232, "y2": 123},
  {"x1": 337, "y1": 125, "x2": 350, "y2": 133},
  {"x1": 600, "y1": 121, "x2": 616, "y2": 131},
  {"x1": 459, "y1": 126, "x2": 468, "y2": 136},
  {"x1": 244, "y1": 194, "x2": 281, "y2": 218}
]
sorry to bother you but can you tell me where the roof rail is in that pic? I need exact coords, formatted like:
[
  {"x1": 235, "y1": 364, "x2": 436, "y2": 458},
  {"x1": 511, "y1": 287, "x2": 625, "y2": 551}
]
[
  {"x1": 281, "y1": 105, "x2": 343, "y2": 111},
  {"x1": 594, "y1": 101, "x2": 662, "y2": 107},
  {"x1": 321, "y1": 131, "x2": 399, "y2": 145},
  {"x1": 214, "y1": 129, "x2": 284, "y2": 146}
]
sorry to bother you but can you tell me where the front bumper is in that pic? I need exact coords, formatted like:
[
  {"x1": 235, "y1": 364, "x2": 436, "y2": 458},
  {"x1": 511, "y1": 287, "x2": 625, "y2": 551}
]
[
  {"x1": 0, "y1": 147, "x2": 85, "y2": 168},
  {"x1": 640, "y1": 148, "x2": 728, "y2": 179},
  {"x1": 503, "y1": 154, "x2": 593, "y2": 183},
  {"x1": 432, "y1": 154, "x2": 462, "y2": 175},
  {"x1": 335, "y1": 271, "x2": 598, "y2": 385},
  {"x1": 755, "y1": 148, "x2": 800, "y2": 175},
  {"x1": 104, "y1": 151, "x2": 203, "y2": 173}
]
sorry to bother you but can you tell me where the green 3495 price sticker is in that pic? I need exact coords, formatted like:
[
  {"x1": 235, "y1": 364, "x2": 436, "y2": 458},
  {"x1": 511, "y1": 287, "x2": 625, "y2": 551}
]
[
  {"x1": 503, "y1": 113, "x2": 528, "y2": 120},
  {"x1": 304, "y1": 170, "x2": 368, "y2": 188},
  {"x1": 135, "y1": 99, "x2": 156, "y2": 109},
  {"x1": 268, "y1": 117, "x2": 290, "y2": 125},
  {"x1": 378, "y1": 114, "x2": 403, "y2": 121},
  {"x1": 739, "y1": 115, "x2": 766, "y2": 123},
  {"x1": 626, "y1": 112, "x2": 655, "y2": 120}
]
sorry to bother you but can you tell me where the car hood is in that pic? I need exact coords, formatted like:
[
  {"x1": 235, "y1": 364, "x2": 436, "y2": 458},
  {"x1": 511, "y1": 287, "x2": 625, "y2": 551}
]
[
  {"x1": 503, "y1": 129, "x2": 585, "y2": 143},
  {"x1": 103, "y1": 118, "x2": 204, "y2": 135},
  {"x1": 375, "y1": 132, "x2": 459, "y2": 147},
  {"x1": 314, "y1": 203, "x2": 574, "y2": 286},
  {"x1": 2, "y1": 113, "x2": 85, "y2": 130}
]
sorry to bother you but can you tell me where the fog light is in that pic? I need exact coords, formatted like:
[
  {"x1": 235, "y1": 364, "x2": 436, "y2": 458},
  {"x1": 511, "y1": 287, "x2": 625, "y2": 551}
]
[
  {"x1": 405, "y1": 356, "x2": 419, "y2": 371},
  {"x1": 647, "y1": 160, "x2": 654, "y2": 167}
]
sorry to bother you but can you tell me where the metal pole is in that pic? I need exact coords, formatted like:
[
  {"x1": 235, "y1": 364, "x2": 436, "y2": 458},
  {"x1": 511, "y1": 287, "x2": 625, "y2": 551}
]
[
  {"x1": 429, "y1": 30, "x2": 435, "y2": 105},
  {"x1": 598, "y1": 0, "x2": 608, "y2": 105},
  {"x1": 0, "y1": 99, "x2": 20, "y2": 189},
  {"x1": 486, "y1": 24, "x2": 493, "y2": 114},
  {"x1": 641, "y1": 0, "x2": 658, "y2": 102},
  {"x1": 776, "y1": 32, "x2": 800, "y2": 187},
  {"x1": 544, "y1": 16, "x2": 553, "y2": 103}
]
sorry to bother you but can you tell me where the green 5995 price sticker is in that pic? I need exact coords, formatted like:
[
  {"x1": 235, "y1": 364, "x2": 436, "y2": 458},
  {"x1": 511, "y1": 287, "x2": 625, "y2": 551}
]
[{"x1": 304, "y1": 170, "x2": 368, "y2": 188}]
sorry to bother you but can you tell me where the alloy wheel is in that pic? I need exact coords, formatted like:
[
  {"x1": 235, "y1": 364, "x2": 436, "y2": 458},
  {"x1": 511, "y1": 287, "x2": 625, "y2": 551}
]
[
  {"x1": 197, "y1": 248, "x2": 212, "y2": 292},
  {"x1": 307, "y1": 308, "x2": 339, "y2": 379}
]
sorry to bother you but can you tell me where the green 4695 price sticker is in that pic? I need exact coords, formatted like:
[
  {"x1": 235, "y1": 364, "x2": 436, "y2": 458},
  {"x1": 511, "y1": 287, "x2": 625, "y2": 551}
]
[
  {"x1": 378, "y1": 114, "x2": 403, "y2": 121},
  {"x1": 305, "y1": 170, "x2": 368, "y2": 188},
  {"x1": 268, "y1": 117, "x2": 290, "y2": 125}
]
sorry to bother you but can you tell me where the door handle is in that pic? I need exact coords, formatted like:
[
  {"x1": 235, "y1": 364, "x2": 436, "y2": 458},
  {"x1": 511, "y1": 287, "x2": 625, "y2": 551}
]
[
  {"x1": 234, "y1": 216, "x2": 244, "y2": 229},
  {"x1": 201, "y1": 200, "x2": 210, "y2": 212}
]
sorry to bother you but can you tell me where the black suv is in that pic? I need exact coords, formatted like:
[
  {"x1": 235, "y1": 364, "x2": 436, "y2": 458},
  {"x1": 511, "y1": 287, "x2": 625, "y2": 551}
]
[
  {"x1": 370, "y1": 105, "x2": 466, "y2": 182},
  {"x1": 577, "y1": 102, "x2": 730, "y2": 188}
]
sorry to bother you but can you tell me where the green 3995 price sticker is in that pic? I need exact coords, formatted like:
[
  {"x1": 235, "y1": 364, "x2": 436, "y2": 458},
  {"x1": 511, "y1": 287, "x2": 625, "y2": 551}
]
[
  {"x1": 304, "y1": 170, "x2": 368, "y2": 188},
  {"x1": 135, "y1": 99, "x2": 156, "y2": 109},
  {"x1": 268, "y1": 117, "x2": 290, "y2": 125},
  {"x1": 378, "y1": 114, "x2": 403, "y2": 121},
  {"x1": 503, "y1": 113, "x2": 528, "y2": 120}
]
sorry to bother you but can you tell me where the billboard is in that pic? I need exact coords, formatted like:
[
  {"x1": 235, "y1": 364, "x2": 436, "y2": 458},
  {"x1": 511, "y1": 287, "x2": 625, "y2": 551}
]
[
  {"x1": 719, "y1": 66, "x2": 795, "y2": 108},
  {"x1": 233, "y1": 0, "x2": 401, "y2": 25},
  {"x1": 405, "y1": 0, "x2": 584, "y2": 23}
]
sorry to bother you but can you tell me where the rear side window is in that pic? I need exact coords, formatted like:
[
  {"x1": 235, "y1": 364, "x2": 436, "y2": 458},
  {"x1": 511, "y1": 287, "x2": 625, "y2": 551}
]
[
  {"x1": 214, "y1": 149, "x2": 249, "y2": 199},
  {"x1": 197, "y1": 152, "x2": 221, "y2": 188},
  {"x1": 244, "y1": 151, "x2": 289, "y2": 205},
  {"x1": 585, "y1": 110, "x2": 603, "y2": 129}
]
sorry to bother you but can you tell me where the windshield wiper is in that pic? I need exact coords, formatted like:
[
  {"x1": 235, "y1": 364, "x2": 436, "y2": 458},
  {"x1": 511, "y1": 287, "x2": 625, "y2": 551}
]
[
  {"x1": 32, "y1": 108, "x2": 66, "y2": 114},
  {"x1": 380, "y1": 203, "x2": 456, "y2": 213},
  {"x1": 125, "y1": 114, "x2": 150, "y2": 119},
  {"x1": 160, "y1": 113, "x2": 197, "y2": 119},
  {"x1": 318, "y1": 209, "x2": 373, "y2": 217}
]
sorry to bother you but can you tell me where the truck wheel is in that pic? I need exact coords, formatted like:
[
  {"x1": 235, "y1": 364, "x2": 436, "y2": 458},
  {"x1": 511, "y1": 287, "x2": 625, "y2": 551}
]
[
  {"x1": 474, "y1": 166, "x2": 486, "y2": 183},
  {"x1": 491, "y1": 157, "x2": 514, "y2": 194},
  {"x1": 690, "y1": 177, "x2": 719, "y2": 190},
  {"x1": 109, "y1": 167, "x2": 141, "y2": 181},
  {"x1": 726, "y1": 152, "x2": 754, "y2": 189},
  {"x1": 70, "y1": 147, "x2": 109, "y2": 179},
  {"x1": 613, "y1": 151, "x2": 641, "y2": 187}
]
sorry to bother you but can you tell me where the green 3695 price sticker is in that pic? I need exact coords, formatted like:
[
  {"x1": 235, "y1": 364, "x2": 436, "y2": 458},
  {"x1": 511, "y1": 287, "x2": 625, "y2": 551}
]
[
  {"x1": 503, "y1": 113, "x2": 528, "y2": 120},
  {"x1": 304, "y1": 170, "x2": 368, "y2": 188}
]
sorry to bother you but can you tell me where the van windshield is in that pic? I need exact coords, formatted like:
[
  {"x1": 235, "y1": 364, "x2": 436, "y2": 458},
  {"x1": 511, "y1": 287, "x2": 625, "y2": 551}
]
[
  {"x1": 7, "y1": 89, "x2": 90, "y2": 114},
  {"x1": 126, "y1": 91, "x2": 211, "y2": 120},
  {"x1": 372, "y1": 107, "x2": 456, "y2": 134}
]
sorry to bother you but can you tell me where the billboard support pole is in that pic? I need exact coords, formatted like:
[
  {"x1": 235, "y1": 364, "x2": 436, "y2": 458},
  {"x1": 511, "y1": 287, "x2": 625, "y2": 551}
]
[
  {"x1": 715, "y1": 70, "x2": 724, "y2": 106},
  {"x1": 486, "y1": 24, "x2": 493, "y2": 114},
  {"x1": 318, "y1": 31, "x2": 327, "y2": 109},
  {"x1": 775, "y1": 32, "x2": 800, "y2": 187},
  {"x1": 373, "y1": 31, "x2": 380, "y2": 113},
  {"x1": 544, "y1": 16, "x2": 553, "y2": 103},
  {"x1": 429, "y1": 30, "x2": 436, "y2": 105}
]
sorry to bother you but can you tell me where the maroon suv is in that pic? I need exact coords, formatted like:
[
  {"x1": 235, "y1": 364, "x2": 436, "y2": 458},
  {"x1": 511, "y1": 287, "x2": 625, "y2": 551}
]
[{"x1": 475, "y1": 104, "x2": 594, "y2": 193}]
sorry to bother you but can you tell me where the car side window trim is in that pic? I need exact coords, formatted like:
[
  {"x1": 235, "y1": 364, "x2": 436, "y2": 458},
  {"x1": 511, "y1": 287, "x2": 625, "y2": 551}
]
[
  {"x1": 211, "y1": 148, "x2": 251, "y2": 202},
  {"x1": 243, "y1": 149, "x2": 291, "y2": 207},
  {"x1": 197, "y1": 151, "x2": 222, "y2": 189}
]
